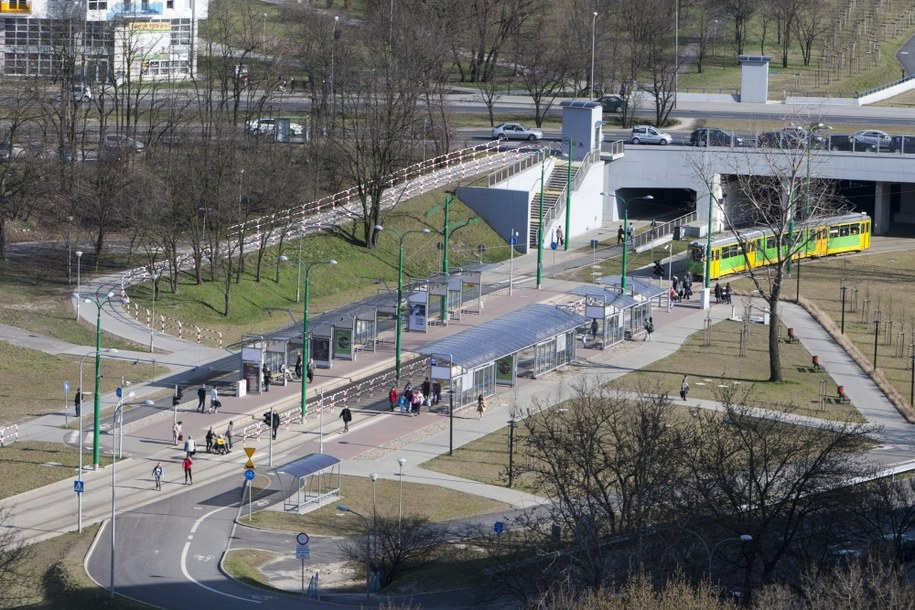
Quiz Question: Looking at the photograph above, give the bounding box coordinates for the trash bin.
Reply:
[673,226,682,241]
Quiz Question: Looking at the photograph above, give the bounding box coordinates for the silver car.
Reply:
[491,123,543,141]
[630,125,672,145]
[849,129,892,152]
[246,118,305,137]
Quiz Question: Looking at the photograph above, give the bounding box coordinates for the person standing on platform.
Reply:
[339,406,352,432]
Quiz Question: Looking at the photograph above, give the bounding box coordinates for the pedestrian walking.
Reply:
[422,377,431,401]
[617,225,624,244]
[398,394,408,415]
[411,391,422,416]
[225,420,234,451]
[262,365,271,392]
[290,77,297,93]
[205,427,214,453]
[644,317,654,341]
[294,352,303,379]
[388,385,398,411]
[680,375,690,401]
[672,275,680,291]
[74,387,81,417]
[152,462,164,490]
[627,225,633,240]
[184,435,196,458]
[556,226,564,246]
[182,455,193,485]
[307,357,315,383]
[209,386,218,413]
[173,420,182,446]
[725,283,733,304]
[590,319,599,339]
[432,380,442,406]
[477,394,486,419]
[196,384,206,412]
[714,282,722,304]
[339,406,352,432]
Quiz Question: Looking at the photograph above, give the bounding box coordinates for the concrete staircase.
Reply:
[528,161,578,247]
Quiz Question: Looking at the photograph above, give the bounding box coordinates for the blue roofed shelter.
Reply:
[274,453,342,514]
[419,304,590,407]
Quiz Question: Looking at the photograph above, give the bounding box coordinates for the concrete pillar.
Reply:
[874,181,891,235]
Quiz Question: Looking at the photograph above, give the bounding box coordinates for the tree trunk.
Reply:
[767,291,782,382]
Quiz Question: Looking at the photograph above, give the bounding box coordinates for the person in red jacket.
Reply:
[388,386,398,412]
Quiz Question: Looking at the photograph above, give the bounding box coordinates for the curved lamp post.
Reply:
[299,259,337,418]
[618,195,654,291]
[76,348,117,533]
[376,226,431,381]
[337,504,372,599]
[85,291,118,469]
[682,528,753,585]
[74,250,83,320]
[110,394,154,598]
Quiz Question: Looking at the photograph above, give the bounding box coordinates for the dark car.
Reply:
[757,127,825,149]
[891,135,915,154]
[596,94,627,114]
[690,128,743,147]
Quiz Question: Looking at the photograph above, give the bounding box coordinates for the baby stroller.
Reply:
[212,434,229,455]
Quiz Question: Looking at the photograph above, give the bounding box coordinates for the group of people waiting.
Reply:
[714,282,733,304]
[388,377,441,416]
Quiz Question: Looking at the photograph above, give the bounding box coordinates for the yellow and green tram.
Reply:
[686,212,871,281]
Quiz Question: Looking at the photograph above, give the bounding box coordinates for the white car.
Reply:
[491,123,543,141]
[246,118,305,137]
[630,125,672,145]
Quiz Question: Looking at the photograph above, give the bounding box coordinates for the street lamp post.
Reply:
[336,505,371,599]
[397,457,406,527]
[682,529,753,585]
[536,152,545,289]
[149,270,159,353]
[87,292,117,469]
[369,473,378,529]
[840,285,847,334]
[619,195,654,291]
[377,226,431,382]
[76,348,118,533]
[75,251,83,320]
[67,216,74,285]
[508,229,518,296]
[589,12,598,100]
[797,122,831,298]
[330,15,339,129]
[507,419,517,487]
[300,259,337,419]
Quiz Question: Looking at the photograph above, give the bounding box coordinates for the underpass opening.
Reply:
[614,188,696,224]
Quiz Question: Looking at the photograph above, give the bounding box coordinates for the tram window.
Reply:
[829,226,839,238]
[689,249,704,261]
[766,237,777,249]
[850,224,860,235]
[839,226,850,237]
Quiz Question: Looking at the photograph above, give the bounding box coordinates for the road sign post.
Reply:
[494,521,504,555]
[296,532,310,595]
[244,448,256,520]
[64,381,71,426]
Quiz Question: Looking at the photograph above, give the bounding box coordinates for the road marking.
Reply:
[180,506,260,603]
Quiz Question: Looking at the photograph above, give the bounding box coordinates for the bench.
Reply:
[838,385,850,404]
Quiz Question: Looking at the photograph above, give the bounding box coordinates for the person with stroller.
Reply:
[213,434,228,455]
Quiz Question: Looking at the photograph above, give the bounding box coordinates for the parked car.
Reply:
[103,134,144,153]
[848,129,892,152]
[757,127,825,149]
[491,122,543,141]
[246,118,305,137]
[596,94,627,114]
[891,135,915,153]
[689,128,743,147]
[56,85,92,105]
[630,125,672,145]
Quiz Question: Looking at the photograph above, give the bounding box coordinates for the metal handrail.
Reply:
[628,210,698,250]
[488,147,547,187]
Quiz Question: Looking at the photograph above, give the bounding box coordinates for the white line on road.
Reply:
[180,506,261,603]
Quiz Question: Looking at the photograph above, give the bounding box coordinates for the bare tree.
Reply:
[675,389,878,586]
[339,515,445,589]
[515,13,570,127]
[0,505,32,605]
[722,0,758,57]
[691,133,841,382]
[793,0,830,67]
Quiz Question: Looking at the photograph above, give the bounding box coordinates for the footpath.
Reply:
[0,223,908,565]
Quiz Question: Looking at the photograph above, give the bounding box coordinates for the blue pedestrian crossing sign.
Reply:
[116,386,123,398]
[73,480,84,494]
[244,469,256,481]
[64,381,70,393]
[494,521,504,535]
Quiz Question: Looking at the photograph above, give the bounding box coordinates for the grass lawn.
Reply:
[243,474,510,537]
[2,524,152,609]
[0,442,92,500]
